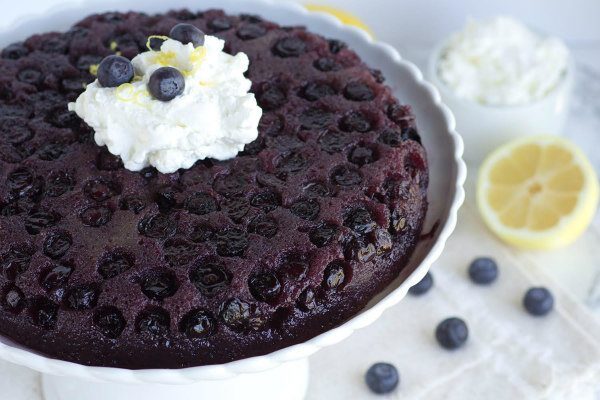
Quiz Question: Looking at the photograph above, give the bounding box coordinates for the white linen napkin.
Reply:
[307,197,600,399]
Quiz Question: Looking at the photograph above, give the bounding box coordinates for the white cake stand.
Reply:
[0,1,466,399]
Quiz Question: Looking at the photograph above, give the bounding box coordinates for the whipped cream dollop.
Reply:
[438,16,569,106]
[69,36,262,173]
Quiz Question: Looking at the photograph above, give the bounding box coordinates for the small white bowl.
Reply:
[428,37,574,165]
[0,1,466,399]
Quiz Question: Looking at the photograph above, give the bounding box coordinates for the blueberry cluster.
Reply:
[366,256,556,395]
[96,24,206,101]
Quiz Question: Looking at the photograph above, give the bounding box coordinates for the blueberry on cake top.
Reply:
[0,9,428,368]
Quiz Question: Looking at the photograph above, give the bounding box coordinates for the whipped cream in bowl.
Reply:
[69,34,262,173]
[428,16,574,164]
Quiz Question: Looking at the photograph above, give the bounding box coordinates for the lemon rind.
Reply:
[477,135,600,250]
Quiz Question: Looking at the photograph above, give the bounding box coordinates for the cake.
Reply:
[0,9,428,368]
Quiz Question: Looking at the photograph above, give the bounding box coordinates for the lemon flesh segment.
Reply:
[304,4,374,37]
[477,136,600,250]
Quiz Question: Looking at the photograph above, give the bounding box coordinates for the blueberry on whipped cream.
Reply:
[97,55,134,88]
[148,67,186,101]
[69,29,262,173]
[169,23,205,47]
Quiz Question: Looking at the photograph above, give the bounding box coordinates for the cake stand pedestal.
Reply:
[41,358,309,400]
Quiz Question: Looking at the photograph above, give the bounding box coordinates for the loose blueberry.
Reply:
[365,362,399,394]
[435,317,468,350]
[468,257,498,285]
[148,67,185,102]
[523,287,554,316]
[408,272,433,296]
[169,23,205,47]
[97,55,134,88]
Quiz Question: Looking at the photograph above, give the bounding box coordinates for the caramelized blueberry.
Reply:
[94,307,126,338]
[25,211,60,234]
[80,205,112,227]
[0,247,33,280]
[190,263,231,297]
[2,286,25,313]
[84,179,121,202]
[330,165,362,186]
[163,238,196,266]
[138,214,177,239]
[30,297,58,329]
[137,308,170,335]
[290,199,320,221]
[257,85,286,110]
[348,145,377,166]
[344,207,376,234]
[188,224,214,243]
[323,261,347,290]
[180,309,215,338]
[248,215,278,238]
[119,195,146,214]
[250,191,281,212]
[313,57,339,72]
[309,223,339,247]
[208,18,232,32]
[98,251,133,279]
[273,37,306,57]
[339,111,372,132]
[215,228,248,257]
[301,82,336,101]
[248,272,281,302]
[185,192,218,215]
[65,284,100,310]
[299,108,332,130]
[344,82,375,101]
[40,263,73,289]
[141,272,178,301]
[237,24,267,40]
[297,287,316,312]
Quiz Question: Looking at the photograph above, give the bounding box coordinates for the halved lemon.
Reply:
[305,4,374,37]
[477,135,599,250]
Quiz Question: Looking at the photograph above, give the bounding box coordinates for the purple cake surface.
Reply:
[0,9,428,368]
